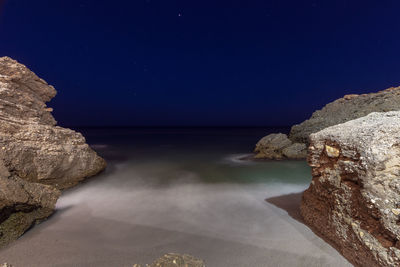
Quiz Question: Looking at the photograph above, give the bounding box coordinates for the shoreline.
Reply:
[0,176,351,267]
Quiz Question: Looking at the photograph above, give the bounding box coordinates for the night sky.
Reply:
[1,0,400,127]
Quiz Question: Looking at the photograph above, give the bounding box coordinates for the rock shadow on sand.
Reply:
[265,192,304,223]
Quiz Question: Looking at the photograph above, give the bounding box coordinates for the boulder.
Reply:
[301,111,400,267]
[133,253,206,267]
[254,133,291,159]
[282,142,307,159]
[0,56,106,247]
[254,133,307,159]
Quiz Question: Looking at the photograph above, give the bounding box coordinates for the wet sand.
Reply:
[0,165,351,267]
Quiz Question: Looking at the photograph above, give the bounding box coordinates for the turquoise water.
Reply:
[81,127,311,186]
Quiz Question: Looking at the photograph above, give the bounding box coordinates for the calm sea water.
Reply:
[77,127,311,186]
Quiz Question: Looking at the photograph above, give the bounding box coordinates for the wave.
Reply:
[221,153,257,165]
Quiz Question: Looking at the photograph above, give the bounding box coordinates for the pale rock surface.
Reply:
[255,86,400,159]
[0,56,106,189]
[290,86,400,144]
[301,111,400,267]
[0,56,106,247]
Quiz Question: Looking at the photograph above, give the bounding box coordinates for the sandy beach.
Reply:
[0,129,352,267]
[0,167,350,267]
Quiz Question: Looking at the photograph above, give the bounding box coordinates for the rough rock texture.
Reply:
[0,146,60,248]
[0,56,106,247]
[301,111,400,267]
[282,142,307,159]
[133,253,206,267]
[254,133,307,159]
[0,56,106,190]
[0,175,60,247]
[255,86,400,160]
[290,86,400,144]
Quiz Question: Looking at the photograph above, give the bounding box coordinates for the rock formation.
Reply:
[254,86,400,159]
[0,57,106,190]
[0,173,60,248]
[0,56,106,247]
[133,253,206,267]
[290,86,400,144]
[254,133,306,160]
[301,111,400,267]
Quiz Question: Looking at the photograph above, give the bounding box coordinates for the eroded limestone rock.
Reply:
[0,56,106,247]
[0,57,106,190]
[290,86,400,144]
[301,111,400,267]
[255,86,400,160]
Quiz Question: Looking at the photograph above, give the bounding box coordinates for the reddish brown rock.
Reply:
[301,111,400,267]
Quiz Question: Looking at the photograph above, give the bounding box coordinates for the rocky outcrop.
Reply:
[301,111,400,267]
[133,253,206,267]
[0,56,106,247]
[254,133,307,160]
[255,86,400,159]
[290,86,400,144]
[0,57,106,189]
[0,57,105,189]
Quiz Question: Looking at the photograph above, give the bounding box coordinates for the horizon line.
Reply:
[62,125,292,129]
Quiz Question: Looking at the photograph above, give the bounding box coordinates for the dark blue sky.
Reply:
[1,0,400,126]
